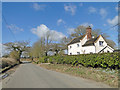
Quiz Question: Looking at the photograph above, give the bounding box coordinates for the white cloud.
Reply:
[79,3,83,7]
[57,19,65,26]
[7,24,24,33]
[0,43,8,57]
[99,8,107,18]
[64,4,77,15]
[31,24,66,41]
[115,6,118,11]
[88,7,97,13]
[103,24,107,26]
[107,15,118,26]
[67,23,93,34]
[67,28,75,34]
[81,23,94,28]
[88,7,108,19]
[33,3,46,11]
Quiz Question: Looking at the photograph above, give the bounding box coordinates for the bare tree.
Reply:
[44,31,52,56]
[4,41,29,63]
[31,31,54,57]
[68,25,116,48]
[60,37,70,49]
[105,39,116,48]
[30,38,45,58]
[69,26,109,39]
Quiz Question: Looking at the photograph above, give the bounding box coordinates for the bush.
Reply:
[0,58,18,69]
[47,53,119,69]
[39,57,45,63]
[9,51,19,60]
[38,56,49,63]
[1,60,9,68]
[2,54,9,58]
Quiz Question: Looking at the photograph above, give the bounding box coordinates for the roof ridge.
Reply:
[67,35,86,45]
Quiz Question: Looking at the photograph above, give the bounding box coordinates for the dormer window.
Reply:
[70,46,72,48]
[77,44,79,47]
[99,41,104,46]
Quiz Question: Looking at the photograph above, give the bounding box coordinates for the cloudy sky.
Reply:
[2,2,118,46]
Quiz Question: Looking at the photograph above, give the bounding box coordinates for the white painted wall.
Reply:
[68,44,95,55]
[81,35,87,45]
[94,35,107,53]
[68,42,81,55]
[68,35,114,55]
[82,46,95,54]
[100,46,114,53]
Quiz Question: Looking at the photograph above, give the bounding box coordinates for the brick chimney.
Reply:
[86,26,92,40]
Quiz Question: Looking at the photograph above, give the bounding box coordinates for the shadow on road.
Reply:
[21,61,32,64]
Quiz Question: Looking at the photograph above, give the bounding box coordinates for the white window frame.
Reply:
[77,44,79,47]
[99,41,104,46]
[77,52,80,55]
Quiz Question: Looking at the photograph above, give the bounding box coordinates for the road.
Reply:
[2,63,111,88]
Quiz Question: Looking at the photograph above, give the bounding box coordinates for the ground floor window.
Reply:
[90,52,93,54]
[70,53,72,55]
[77,52,80,55]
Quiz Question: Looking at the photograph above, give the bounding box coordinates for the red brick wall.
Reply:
[86,26,92,40]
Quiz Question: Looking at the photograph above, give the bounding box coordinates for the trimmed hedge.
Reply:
[43,52,120,69]
[38,56,49,63]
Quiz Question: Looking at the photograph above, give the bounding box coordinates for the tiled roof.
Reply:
[82,37,99,47]
[67,35,85,45]
[68,34,113,48]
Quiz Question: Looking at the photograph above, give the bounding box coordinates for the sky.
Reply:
[2,2,118,48]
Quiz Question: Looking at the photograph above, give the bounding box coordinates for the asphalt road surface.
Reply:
[2,63,111,88]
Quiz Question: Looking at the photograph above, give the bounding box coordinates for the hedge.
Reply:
[0,58,19,69]
[37,52,120,69]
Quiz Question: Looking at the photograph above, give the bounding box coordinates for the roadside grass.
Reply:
[39,64,118,87]
[0,58,19,73]
[0,58,18,68]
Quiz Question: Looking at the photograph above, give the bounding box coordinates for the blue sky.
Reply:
[2,2,118,47]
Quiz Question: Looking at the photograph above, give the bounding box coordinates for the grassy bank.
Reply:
[0,58,19,73]
[39,64,118,87]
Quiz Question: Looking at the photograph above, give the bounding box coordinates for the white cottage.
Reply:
[67,26,114,55]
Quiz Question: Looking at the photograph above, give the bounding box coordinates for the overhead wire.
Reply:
[2,14,17,41]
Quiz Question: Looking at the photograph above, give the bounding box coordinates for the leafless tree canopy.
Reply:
[65,25,116,48]
[4,41,30,63]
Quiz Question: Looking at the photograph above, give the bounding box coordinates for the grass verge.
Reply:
[39,64,118,88]
[0,58,19,74]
